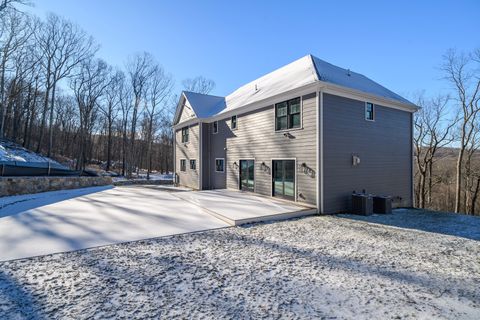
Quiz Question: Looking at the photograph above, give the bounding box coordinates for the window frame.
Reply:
[215,158,225,173]
[180,159,186,172]
[365,102,375,121]
[189,159,196,170]
[213,121,219,134]
[231,115,237,130]
[274,97,302,132]
[181,126,189,143]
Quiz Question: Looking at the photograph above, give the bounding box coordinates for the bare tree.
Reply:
[98,68,122,171]
[70,58,109,170]
[441,49,480,213]
[182,76,215,94]
[462,118,480,214]
[35,13,97,157]
[118,77,131,176]
[414,94,457,208]
[144,65,173,179]
[125,52,155,177]
[0,0,30,15]
[0,10,33,137]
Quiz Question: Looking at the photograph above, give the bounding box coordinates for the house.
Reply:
[172,55,418,213]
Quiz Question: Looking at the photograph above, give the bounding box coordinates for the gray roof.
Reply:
[176,55,415,123]
[311,56,413,105]
[182,91,225,118]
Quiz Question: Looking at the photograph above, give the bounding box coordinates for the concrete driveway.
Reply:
[0,185,229,261]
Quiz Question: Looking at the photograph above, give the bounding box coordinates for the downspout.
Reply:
[320,88,324,213]
[316,85,324,213]
[173,126,176,185]
[411,112,414,207]
[199,121,203,190]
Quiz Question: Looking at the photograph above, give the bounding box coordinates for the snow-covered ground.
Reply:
[0,186,228,261]
[112,172,173,182]
[0,140,61,165]
[0,211,478,319]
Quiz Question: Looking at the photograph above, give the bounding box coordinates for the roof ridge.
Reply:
[183,91,225,99]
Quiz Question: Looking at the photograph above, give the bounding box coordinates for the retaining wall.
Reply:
[0,176,113,197]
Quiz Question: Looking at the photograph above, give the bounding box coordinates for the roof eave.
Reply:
[320,81,419,112]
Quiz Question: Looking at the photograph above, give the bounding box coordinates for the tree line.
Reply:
[0,1,214,178]
[2,2,480,215]
[414,48,480,215]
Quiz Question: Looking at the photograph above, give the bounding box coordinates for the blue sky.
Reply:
[27,0,479,99]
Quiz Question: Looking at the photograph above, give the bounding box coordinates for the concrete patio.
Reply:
[0,185,315,261]
[173,189,317,226]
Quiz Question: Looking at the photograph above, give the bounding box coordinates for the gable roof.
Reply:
[310,56,413,105]
[174,91,225,124]
[174,54,417,125]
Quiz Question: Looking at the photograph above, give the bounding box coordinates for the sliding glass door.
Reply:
[240,160,254,192]
[272,160,295,201]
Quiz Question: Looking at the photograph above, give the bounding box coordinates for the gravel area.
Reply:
[0,212,479,319]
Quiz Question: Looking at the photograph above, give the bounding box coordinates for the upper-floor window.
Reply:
[215,158,224,172]
[181,127,189,143]
[231,115,237,130]
[190,159,196,170]
[365,102,375,121]
[213,121,218,134]
[180,159,186,171]
[275,97,301,131]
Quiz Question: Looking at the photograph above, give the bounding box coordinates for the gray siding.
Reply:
[178,103,196,124]
[224,93,318,206]
[202,120,231,189]
[201,123,210,190]
[323,93,413,213]
[175,123,200,189]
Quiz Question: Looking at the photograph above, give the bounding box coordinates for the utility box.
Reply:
[351,193,373,215]
[373,196,392,214]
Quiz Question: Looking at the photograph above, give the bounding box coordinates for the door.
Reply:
[272,160,295,201]
[240,160,255,192]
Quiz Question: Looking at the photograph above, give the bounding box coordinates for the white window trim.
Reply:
[213,120,219,134]
[181,126,190,144]
[274,96,303,133]
[270,158,297,202]
[365,102,375,122]
[180,158,187,172]
[215,158,225,173]
[231,115,237,130]
[237,158,255,192]
[190,159,196,170]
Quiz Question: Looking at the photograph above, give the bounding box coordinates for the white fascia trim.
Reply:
[173,92,199,126]
[173,119,204,130]
[173,80,418,128]
[321,82,419,113]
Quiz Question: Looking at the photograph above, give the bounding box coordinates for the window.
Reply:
[215,158,224,172]
[231,115,237,130]
[181,127,189,143]
[180,159,186,172]
[190,159,196,170]
[275,97,301,131]
[365,102,375,121]
[213,121,218,134]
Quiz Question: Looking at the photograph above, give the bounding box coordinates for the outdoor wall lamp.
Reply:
[233,161,238,169]
[260,162,267,170]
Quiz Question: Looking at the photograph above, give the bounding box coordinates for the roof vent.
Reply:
[347,69,351,77]
[255,84,258,91]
